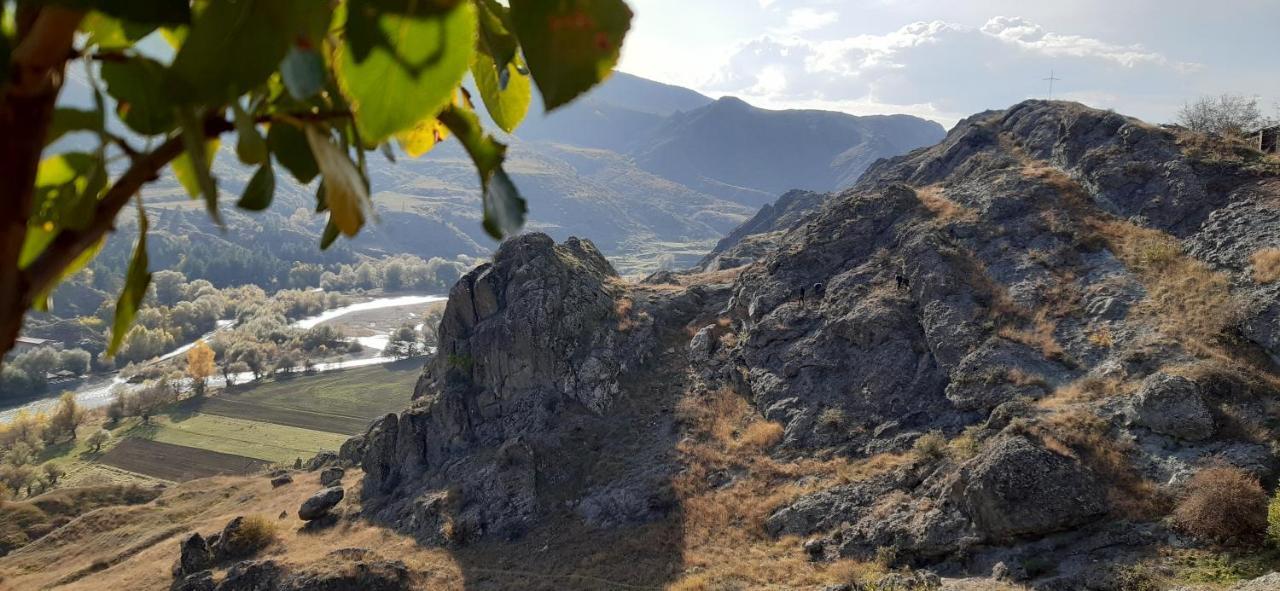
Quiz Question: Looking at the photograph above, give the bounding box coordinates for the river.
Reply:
[0,293,447,422]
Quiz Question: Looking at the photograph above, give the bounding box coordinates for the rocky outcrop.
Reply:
[1130,373,1215,440]
[698,189,827,271]
[953,436,1107,538]
[356,233,664,544]
[298,487,344,521]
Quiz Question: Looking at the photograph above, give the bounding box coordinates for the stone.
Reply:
[171,571,215,591]
[1232,573,1280,591]
[299,487,344,521]
[173,533,213,578]
[1131,373,1215,441]
[955,436,1107,538]
[319,467,344,488]
[278,549,413,591]
[305,451,339,471]
[270,474,292,488]
[214,560,281,591]
[213,517,259,560]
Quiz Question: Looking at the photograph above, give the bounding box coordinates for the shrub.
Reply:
[1173,466,1267,544]
[1251,248,1280,284]
[912,431,947,461]
[947,427,983,461]
[817,408,846,431]
[227,515,277,555]
[1268,487,1280,547]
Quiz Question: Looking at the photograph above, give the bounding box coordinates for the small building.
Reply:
[12,336,53,354]
[1250,125,1279,154]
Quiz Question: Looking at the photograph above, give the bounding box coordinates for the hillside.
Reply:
[12,101,1280,590]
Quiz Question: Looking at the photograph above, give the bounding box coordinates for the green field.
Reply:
[209,361,419,425]
[128,413,349,465]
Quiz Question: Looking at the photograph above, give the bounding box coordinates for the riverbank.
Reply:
[0,292,445,422]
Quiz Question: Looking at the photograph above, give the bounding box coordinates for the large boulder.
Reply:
[172,533,213,579]
[319,467,344,488]
[954,436,1108,538]
[298,487,344,521]
[1130,373,1215,441]
[279,548,412,591]
[215,560,282,591]
[358,234,660,544]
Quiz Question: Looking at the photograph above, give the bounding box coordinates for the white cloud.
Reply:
[702,16,1203,126]
[780,7,838,33]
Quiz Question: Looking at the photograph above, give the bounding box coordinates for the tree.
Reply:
[86,428,110,453]
[0,465,33,498]
[0,1,634,358]
[58,349,91,376]
[41,462,65,487]
[48,392,84,441]
[1177,94,1275,137]
[186,340,216,396]
[385,323,421,359]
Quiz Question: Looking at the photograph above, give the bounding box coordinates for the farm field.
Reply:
[127,413,349,465]
[98,439,271,482]
[202,362,419,432]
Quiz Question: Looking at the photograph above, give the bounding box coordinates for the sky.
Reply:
[617,0,1279,128]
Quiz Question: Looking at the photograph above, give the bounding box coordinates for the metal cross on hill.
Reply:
[1044,70,1061,99]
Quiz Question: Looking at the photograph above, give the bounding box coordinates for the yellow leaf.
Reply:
[304,125,371,237]
[396,117,450,158]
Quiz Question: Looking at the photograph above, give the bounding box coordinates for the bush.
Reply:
[817,408,845,431]
[1268,487,1280,547]
[1173,466,1267,544]
[912,430,947,461]
[227,515,277,555]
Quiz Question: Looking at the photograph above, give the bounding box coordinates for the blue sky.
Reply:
[617,0,1279,127]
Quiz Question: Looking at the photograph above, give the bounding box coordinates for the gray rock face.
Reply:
[356,234,662,544]
[215,560,281,591]
[1131,373,1215,441]
[319,467,344,488]
[1232,573,1280,591]
[954,436,1107,538]
[214,517,257,560]
[171,571,215,591]
[298,487,344,521]
[173,533,213,578]
[278,549,412,591]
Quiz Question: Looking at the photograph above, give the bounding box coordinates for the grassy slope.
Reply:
[125,414,349,465]
[215,362,418,421]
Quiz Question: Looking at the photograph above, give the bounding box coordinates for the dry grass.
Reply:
[1021,405,1169,521]
[911,431,947,461]
[915,184,976,223]
[1173,465,1267,545]
[1088,325,1115,348]
[1250,248,1280,284]
[667,388,909,588]
[998,321,1064,360]
[614,297,636,331]
[1090,219,1241,345]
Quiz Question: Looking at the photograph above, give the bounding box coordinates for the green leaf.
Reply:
[175,107,221,223]
[267,122,319,184]
[437,103,525,238]
[472,53,530,133]
[0,14,10,89]
[81,12,157,48]
[100,56,174,135]
[25,152,103,267]
[46,108,104,147]
[281,46,327,101]
[232,102,267,165]
[38,0,190,25]
[238,162,275,210]
[108,205,151,356]
[508,0,632,111]
[338,1,477,143]
[305,124,372,237]
[396,115,448,158]
[474,0,517,73]
[166,0,302,104]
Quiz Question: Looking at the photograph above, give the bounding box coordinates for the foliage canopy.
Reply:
[0,0,634,357]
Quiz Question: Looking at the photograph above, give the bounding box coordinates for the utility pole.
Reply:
[1043,69,1061,99]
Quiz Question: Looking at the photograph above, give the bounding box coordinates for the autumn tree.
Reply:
[0,0,633,359]
[185,339,216,395]
[86,428,110,453]
[48,391,84,440]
